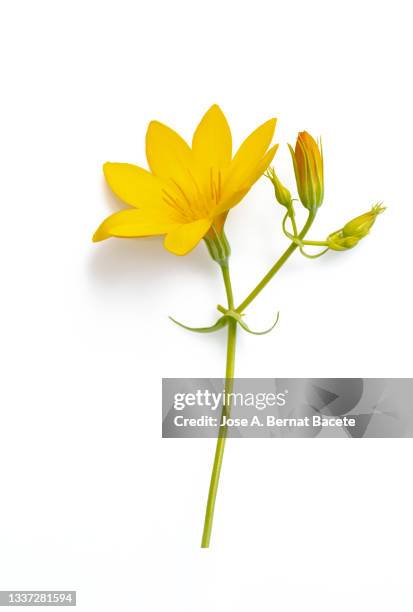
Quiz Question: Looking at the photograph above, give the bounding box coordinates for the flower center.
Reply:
[162,168,222,222]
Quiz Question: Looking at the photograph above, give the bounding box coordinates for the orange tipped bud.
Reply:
[288,131,324,211]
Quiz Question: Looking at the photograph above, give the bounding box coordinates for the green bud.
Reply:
[327,204,385,251]
[342,203,385,238]
[327,231,361,251]
[265,167,293,209]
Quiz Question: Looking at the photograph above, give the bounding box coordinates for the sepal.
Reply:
[169,315,228,333]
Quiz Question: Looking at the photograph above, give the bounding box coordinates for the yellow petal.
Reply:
[192,104,232,172]
[103,163,165,208]
[214,144,278,215]
[92,209,178,242]
[245,144,278,188]
[222,118,277,198]
[146,120,199,207]
[164,218,212,256]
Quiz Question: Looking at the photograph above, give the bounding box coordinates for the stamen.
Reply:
[209,167,222,209]
[162,189,188,218]
[170,179,195,216]
[209,168,215,200]
[187,168,210,217]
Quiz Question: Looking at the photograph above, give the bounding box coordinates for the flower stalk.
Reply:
[201,258,236,548]
[201,314,237,547]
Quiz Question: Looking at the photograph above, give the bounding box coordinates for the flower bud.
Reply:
[342,203,385,238]
[288,131,324,211]
[327,204,385,251]
[265,167,292,209]
[327,231,361,251]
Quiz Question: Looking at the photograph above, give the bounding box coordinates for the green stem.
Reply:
[290,214,299,237]
[236,212,315,313]
[201,212,315,546]
[301,239,328,247]
[201,263,237,548]
[221,263,234,309]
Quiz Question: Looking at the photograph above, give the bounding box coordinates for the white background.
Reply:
[1,0,412,610]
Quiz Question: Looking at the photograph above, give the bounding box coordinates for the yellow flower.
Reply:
[288,131,324,211]
[93,105,278,255]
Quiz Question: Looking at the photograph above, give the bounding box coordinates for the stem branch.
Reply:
[236,212,315,313]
